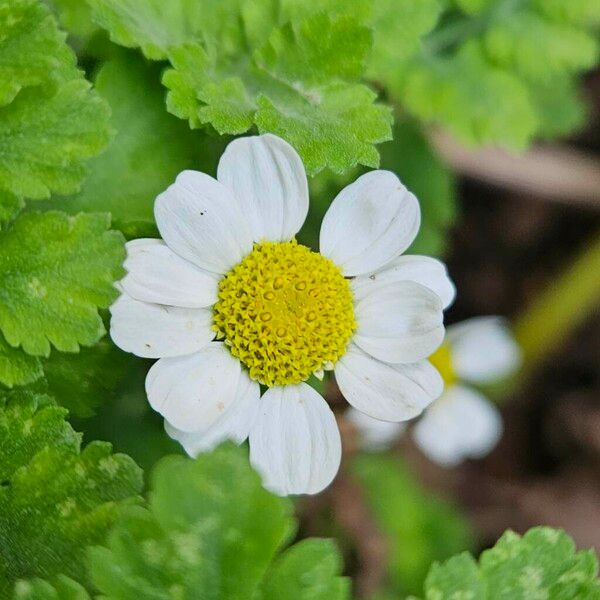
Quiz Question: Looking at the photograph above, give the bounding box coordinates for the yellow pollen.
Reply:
[213,240,356,386]
[429,343,456,386]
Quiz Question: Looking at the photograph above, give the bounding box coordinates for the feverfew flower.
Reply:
[348,317,521,466]
[110,134,454,495]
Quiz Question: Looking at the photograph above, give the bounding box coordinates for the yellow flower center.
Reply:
[429,342,456,386]
[213,240,356,386]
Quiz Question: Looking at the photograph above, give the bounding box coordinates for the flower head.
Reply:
[110,134,453,495]
[349,316,522,466]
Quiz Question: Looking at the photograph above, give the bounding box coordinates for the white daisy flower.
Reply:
[110,134,453,495]
[348,317,521,467]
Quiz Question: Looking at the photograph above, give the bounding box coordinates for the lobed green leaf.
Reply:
[13,576,91,600]
[40,52,197,234]
[0,334,43,389]
[0,0,78,107]
[0,211,125,357]
[0,81,112,201]
[0,390,142,595]
[421,527,600,599]
[89,444,349,599]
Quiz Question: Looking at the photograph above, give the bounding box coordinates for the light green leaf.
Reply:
[352,453,473,596]
[483,11,598,84]
[88,0,203,60]
[253,15,392,174]
[13,575,91,600]
[256,539,350,600]
[0,211,125,357]
[89,1,391,174]
[44,0,99,39]
[424,553,484,598]
[0,390,142,595]
[402,43,538,149]
[421,527,600,599]
[0,80,112,200]
[532,0,600,27]
[529,78,587,139]
[373,0,599,147]
[0,0,78,107]
[0,190,24,230]
[41,52,197,233]
[480,528,600,599]
[367,0,443,87]
[88,0,270,61]
[164,13,392,174]
[0,333,43,389]
[89,444,350,599]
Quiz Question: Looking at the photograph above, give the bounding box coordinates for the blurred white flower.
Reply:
[349,317,521,466]
[110,133,453,495]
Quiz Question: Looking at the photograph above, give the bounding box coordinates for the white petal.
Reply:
[110,294,213,358]
[249,384,341,496]
[319,170,420,276]
[353,281,445,363]
[447,317,521,383]
[413,385,502,467]
[155,170,253,274]
[217,134,309,242]
[164,374,260,456]
[346,407,406,451]
[145,343,244,432]
[335,344,443,421]
[120,239,219,308]
[352,255,456,309]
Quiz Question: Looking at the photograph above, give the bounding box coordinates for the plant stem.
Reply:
[514,231,600,375]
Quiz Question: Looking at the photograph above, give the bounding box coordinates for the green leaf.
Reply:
[482,11,598,84]
[0,80,112,201]
[89,1,391,173]
[480,528,600,599]
[371,0,600,147]
[529,77,587,139]
[0,389,142,594]
[88,0,207,60]
[367,0,443,86]
[0,211,125,357]
[422,527,600,599]
[424,552,484,598]
[256,539,350,600]
[402,43,538,149]
[40,52,197,233]
[0,190,24,230]
[13,575,91,600]
[0,333,43,389]
[44,0,99,40]
[253,15,392,174]
[532,0,600,27]
[0,0,78,107]
[164,13,392,174]
[89,444,349,599]
[352,453,473,596]
[379,120,457,257]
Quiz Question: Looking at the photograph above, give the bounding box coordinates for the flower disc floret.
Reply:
[213,241,356,386]
[428,343,456,386]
